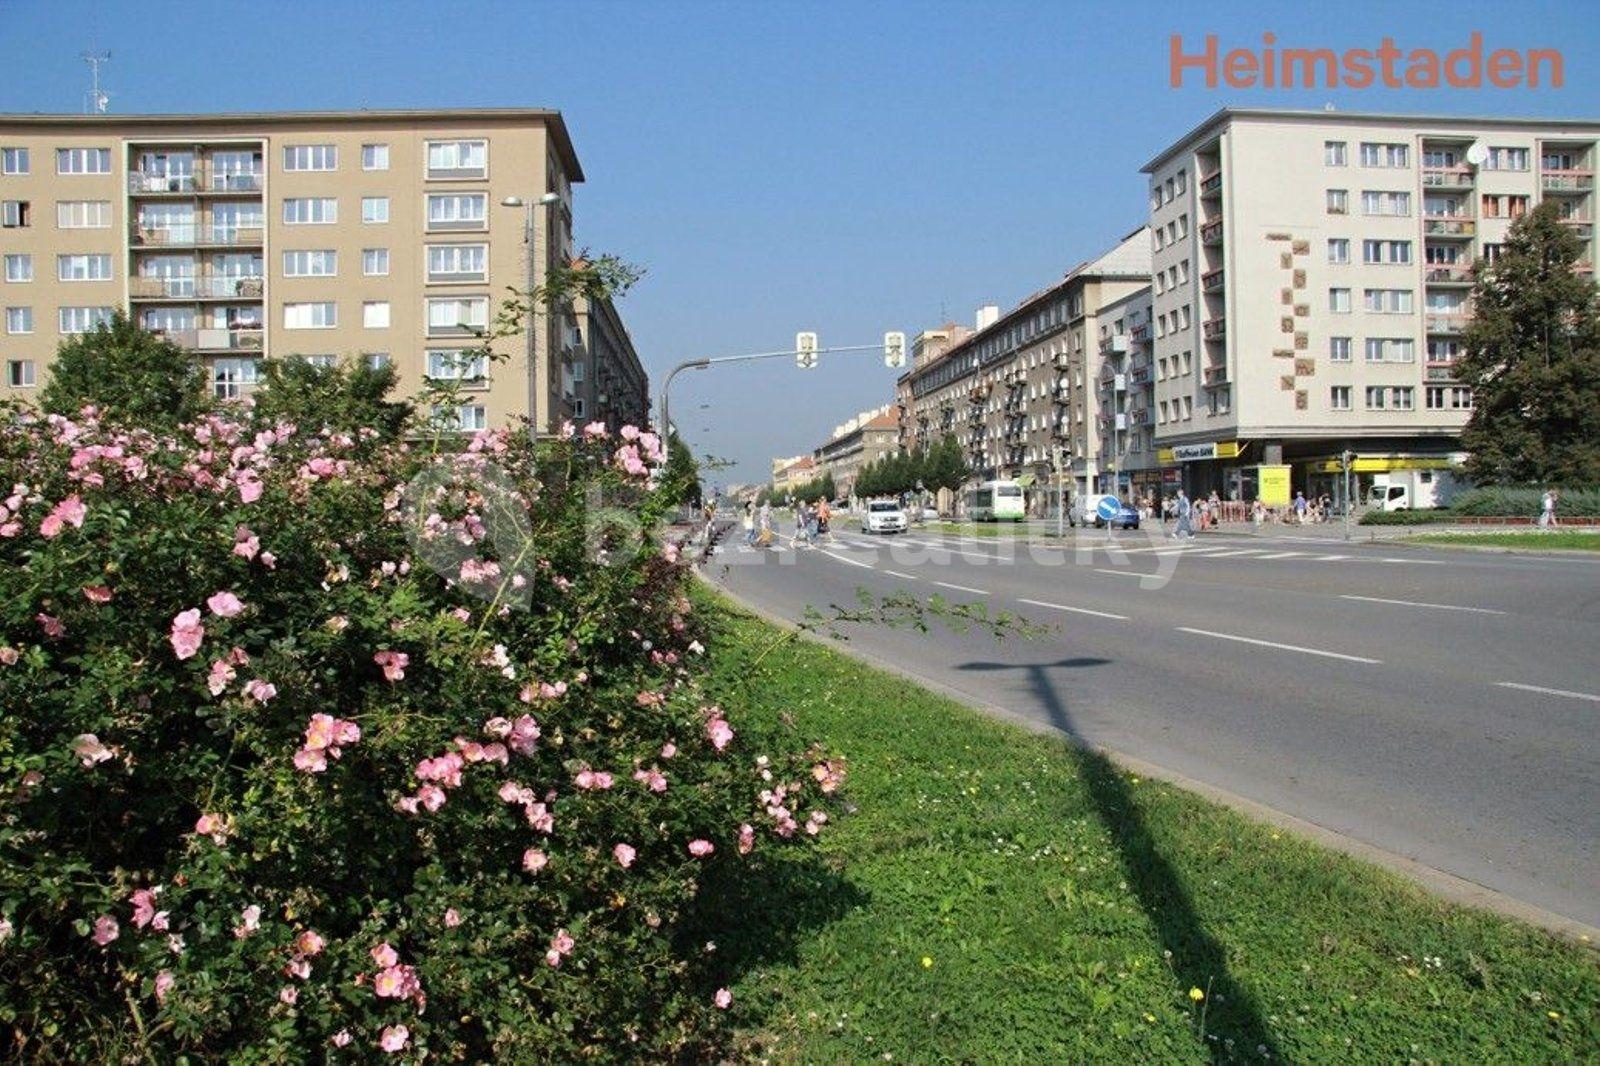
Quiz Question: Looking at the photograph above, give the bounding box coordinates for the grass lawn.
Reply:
[1411,531,1600,552]
[694,590,1599,1063]
[922,520,1041,537]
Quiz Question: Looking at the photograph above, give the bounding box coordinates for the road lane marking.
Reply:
[1200,549,1266,557]
[883,569,919,581]
[1093,568,1151,579]
[1017,598,1129,621]
[1495,681,1600,704]
[933,580,989,595]
[819,549,873,569]
[1313,554,1350,561]
[1255,551,1306,559]
[1174,626,1382,664]
[1381,557,1447,565]
[1340,594,1506,615]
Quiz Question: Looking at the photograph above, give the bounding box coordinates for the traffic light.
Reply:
[884,331,906,368]
[795,331,819,369]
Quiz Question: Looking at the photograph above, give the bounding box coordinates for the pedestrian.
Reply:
[806,501,821,544]
[1173,489,1194,538]
[817,498,832,541]
[1293,490,1309,525]
[1539,488,1559,528]
[1251,498,1265,531]
[758,500,774,548]
[742,500,756,546]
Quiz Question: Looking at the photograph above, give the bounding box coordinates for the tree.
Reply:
[40,310,211,428]
[923,434,971,495]
[251,356,412,442]
[1458,201,1600,485]
[662,431,703,508]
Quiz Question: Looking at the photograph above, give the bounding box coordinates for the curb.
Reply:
[698,573,1600,950]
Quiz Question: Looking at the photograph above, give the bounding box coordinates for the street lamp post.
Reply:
[656,340,892,437]
[501,193,562,429]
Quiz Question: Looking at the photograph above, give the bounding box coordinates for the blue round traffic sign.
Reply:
[1096,496,1120,521]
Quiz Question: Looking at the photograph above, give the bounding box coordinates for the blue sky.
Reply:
[3,0,1598,485]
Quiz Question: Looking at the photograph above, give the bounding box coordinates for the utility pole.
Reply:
[1341,447,1354,542]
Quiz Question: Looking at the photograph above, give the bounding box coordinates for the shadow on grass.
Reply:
[960,656,1282,1060]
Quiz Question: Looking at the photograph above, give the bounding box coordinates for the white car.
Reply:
[861,499,907,534]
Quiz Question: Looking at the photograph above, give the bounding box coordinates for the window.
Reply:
[1428,338,1462,363]
[1484,146,1529,171]
[1164,178,1174,203]
[426,349,488,381]
[56,148,112,175]
[1365,338,1415,363]
[283,198,337,224]
[1365,386,1387,410]
[283,145,337,171]
[58,306,112,334]
[5,359,34,388]
[1363,288,1414,314]
[361,144,390,171]
[2,200,31,227]
[56,199,112,228]
[1327,238,1350,264]
[1426,386,1474,410]
[1328,288,1351,313]
[1361,190,1412,216]
[301,355,338,369]
[426,139,487,177]
[5,307,33,334]
[1359,142,1409,168]
[425,193,487,230]
[1324,141,1347,166]
[213,357,260,400]
[362,248,390,276]
[427,243,487,282]
[1,147,28,175]
[365,352,391,371]
[283,302,337,329]
[431,403,488,431]
[361,196,389,224]
[1177,213,1189,239]
[1326,189,1348,214]
[427,296,489,335]
[57,254,113,282]
[4,254,32,282]
[1363,239,1412,265]
[363,301,391,328]
[1481,194,1530,219]
[282,250,338,277]
[1330,385,1351,410]
[1392,386,1414,410]
[1329,336,1352,361]
[1176,169,1187,194]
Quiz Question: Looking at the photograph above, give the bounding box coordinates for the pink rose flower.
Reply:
[715,988,733,1009]
[39,495,87,538]
[73,733,113,767]
[373,649,409,682]
[292,747,327,773]
[233,904,262,939]
[371,942,399,969]
[380,1025,409,1053]
[83,585,113,604]
[332,1030,352,1047]
[738,823,756,855]
[91,915,119,945]
[294,929,325,956]
[169,609,205,660]
[154,970,176,1002]
[242,679,277,704]
[206,591,245,618]
[522,848,548,873]
[612,843,636,869]
[194,812,228,844]
[444,908,462,928]
[278,986,298,1005]
[706,717,734,752]
[688,839,714,858]
[130,888,158,929]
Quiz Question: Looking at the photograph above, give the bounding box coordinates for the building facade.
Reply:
[813,404,897,500]
[769,454,815,496]
[1093,285,1159,499]
[0,108,644,434]
[574,292,648,430]
[1143,107,1598,504]
[900,229,1150,509]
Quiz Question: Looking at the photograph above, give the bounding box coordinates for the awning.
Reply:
[1309,455,1460,474]
[1014,473,1036,488]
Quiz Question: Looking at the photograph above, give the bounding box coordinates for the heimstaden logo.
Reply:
[1170,32,1564,90]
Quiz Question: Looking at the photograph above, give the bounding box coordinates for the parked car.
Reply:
[1099,501,1140,530]
[860,499,907,534]
[1071,494,1139,529]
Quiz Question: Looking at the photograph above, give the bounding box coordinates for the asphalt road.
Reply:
[705,518,1600,929]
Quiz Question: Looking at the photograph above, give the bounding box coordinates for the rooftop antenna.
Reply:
[82,50,111,114]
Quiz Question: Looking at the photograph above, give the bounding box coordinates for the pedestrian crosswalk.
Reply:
[814,533,1445,568]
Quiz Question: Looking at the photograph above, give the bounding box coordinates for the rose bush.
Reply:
[0,403,841,1061]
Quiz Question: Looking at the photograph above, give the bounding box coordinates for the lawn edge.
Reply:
[697,572,1600,950]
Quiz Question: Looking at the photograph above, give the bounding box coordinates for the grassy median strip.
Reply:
[1410,531,1600,552]
[695,589,1599,1063]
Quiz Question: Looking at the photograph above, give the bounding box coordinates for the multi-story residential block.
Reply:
[1143,107,1597,504]
[573,292,648,430]
[0,108,643,434]
[812,404,897,500]
[1093,285,1159,500]
[899,229,1150,510]
[896,320,975,451]
[769,454,816,496]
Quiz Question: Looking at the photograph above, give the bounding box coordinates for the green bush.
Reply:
[1450,486,1600,517]
[0,405,840,1061]
[1358,509,1458,526]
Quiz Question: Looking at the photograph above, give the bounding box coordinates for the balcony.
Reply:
[1199,219,1224,246]
[150,326,264,352]
[1425,359,1459,382]
[1421,167,1475,190]
[1202,317,1227,340]
[1126,407,1152,426]
[1099,333,1129,355]
[131,225,265,248]
[1201,267,1225,293]
[128,167,264,195]
[1202,364,1229,387]
[1425,313,1469,334]
[1422,218,1476,238]
[1423,265,1473,286]
[1541,169,1594,193]
[130,276,265,300]
[1129,323,1149,342]
[1198,171,1222,198]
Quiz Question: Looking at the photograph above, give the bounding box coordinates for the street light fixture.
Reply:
[500,193,565,430]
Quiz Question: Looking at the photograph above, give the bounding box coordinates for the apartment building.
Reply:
[813,404,897,500]
[769,454,816,495]
[1143,107,1598,503]
[0,108,641,434]
[1093,285,1159,499]
[896,318,978,451]
[899,228,1150,509]
[573,292,648,430]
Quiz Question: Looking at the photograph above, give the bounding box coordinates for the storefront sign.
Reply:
[1256,464,1291,506]
[1158,441,1242,463]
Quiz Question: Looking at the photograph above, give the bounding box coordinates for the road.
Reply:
[704,519,1600,930]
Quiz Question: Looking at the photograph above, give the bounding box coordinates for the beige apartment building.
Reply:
[1093,285,1159,500]
[899,228,1150,510]
[1143,107,1598,503]
[769,454,816,496]
[812,404,897,500]
[0,108,642,433]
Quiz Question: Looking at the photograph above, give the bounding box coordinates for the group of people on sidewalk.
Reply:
[739,499,834,549]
